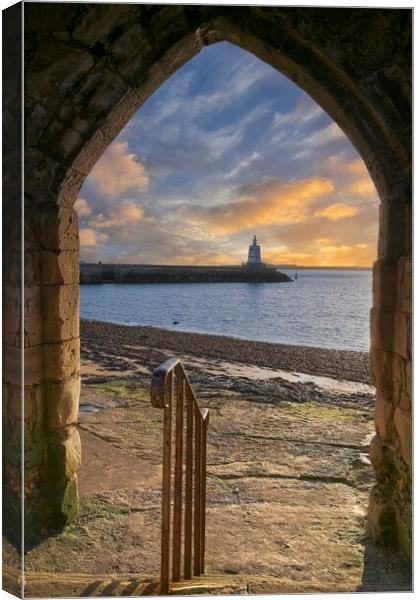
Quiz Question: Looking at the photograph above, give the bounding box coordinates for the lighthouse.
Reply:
[246,235,263,268]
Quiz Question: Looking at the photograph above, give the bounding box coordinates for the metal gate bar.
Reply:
[151,358,209,594]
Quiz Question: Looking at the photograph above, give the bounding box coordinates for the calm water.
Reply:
[80,269,372,352]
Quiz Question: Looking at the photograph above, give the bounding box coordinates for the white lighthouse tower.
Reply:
[246,235,263,268]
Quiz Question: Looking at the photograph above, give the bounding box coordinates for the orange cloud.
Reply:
[346,178,376,197]
[314,203,359,221]
[314,237,332,245]
[264,242,374,267]
[346,159,367,176]
[91,201,144,229]
[324,156,377,198]
[263,250,316,263]
[314,242,374,266]
[79,229,109,247]
[185,177,334,234]
[74,198,92,216]
[170,253,236,266]
[89,141,149,198]
[320,244,352,254]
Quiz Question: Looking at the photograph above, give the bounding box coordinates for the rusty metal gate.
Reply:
[151,358,209,594]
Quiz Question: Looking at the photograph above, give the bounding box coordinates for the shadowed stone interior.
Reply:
[3,5,411,556]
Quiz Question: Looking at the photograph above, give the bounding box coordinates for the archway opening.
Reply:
[30,40,384,588]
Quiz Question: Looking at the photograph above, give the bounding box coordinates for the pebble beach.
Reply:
[80,319,371,384]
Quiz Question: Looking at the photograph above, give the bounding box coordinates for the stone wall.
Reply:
[3,3,23,560]
[369,256,412,555]
[19,4,411,554]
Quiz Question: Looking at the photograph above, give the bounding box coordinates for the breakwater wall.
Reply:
[80,263,292,284]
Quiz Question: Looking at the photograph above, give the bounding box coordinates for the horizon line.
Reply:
[79,261,372,270]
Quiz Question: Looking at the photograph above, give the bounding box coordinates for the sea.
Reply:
[80,269,372,353]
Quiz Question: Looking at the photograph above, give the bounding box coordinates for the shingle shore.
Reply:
[81,319,371,384]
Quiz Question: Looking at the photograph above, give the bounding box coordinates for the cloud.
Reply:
[315,237,332,245]
[74,198,91,216]
[320,244,352,254]
[79,229,109,247]
[170,252,236,266]
[88,142,149,198]
[302,123,347,148]
[273,95,323,128]
[314,203,359,221]
[263,242,375,267]
[78,42,379,268]
[91,201,144,229]
[323,156,377,199]
[263,250,316,263]
[346,178,376,197]
[144,48,273,127]
[224,152,261,180]
[183,177,334,235]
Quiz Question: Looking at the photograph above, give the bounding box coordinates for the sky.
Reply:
[76,41,379,267]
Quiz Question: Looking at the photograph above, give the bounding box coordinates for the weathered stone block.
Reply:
[374,391,394,441]
[98,89,140,141]
[397,257,412,314]
[3,381,22,426]
[399,390,411,413]
[47,427,81,480]
[44,374,80,430]
[4,344,41,387]
[406,313,412,360]
[43,338,80,382]
[29,103,50,140]
[371,307,409,360]
[111,24,153,85]
[84,68,128,120]
[72,5,134,46]
[29,41,94,112]
[378,200,408,259]
[24,285,44,347]
[24,151,64,205]
[41,251,79,285]
[394,407,411,472]
[396,506,412,559]
[3,286,21,346]
[24,345,44,386]
[372,259,398,311]
[370,346,394,393]
[58,126,85,161]
[369,434,397,485]
[25,248,42,287]
[3,250,22,288]
[41,284,79,343]
[38,205,78,251]
[70,129,111,176]
[404,359,412,396]
[368,483,397,546]
[57,168,86,208]
[24,387,47,478]
[150,6,190,50]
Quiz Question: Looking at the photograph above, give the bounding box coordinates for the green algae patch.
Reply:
[282,401,364,422]
[88,379,150,402]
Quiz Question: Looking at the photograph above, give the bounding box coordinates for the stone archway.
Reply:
[5,5,411,554]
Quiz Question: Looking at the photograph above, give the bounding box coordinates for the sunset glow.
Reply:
[77,42,378,268]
